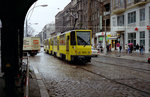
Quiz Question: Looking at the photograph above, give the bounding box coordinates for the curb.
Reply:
[99,54,148,63]
[32,66,49,97]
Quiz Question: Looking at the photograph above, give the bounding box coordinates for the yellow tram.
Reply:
[44,30,92,63]
[43,39,49,53]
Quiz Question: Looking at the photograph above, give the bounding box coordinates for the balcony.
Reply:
[134,0,147,6]
[113,26,125,32]
[112,6,126,15]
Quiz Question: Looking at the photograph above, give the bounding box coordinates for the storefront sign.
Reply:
[99,37,103,41]
[107,35,111,37]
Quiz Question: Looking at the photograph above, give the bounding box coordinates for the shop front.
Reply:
[96,32,113,50]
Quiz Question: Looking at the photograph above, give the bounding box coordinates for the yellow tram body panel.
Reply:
[48,38,53,54]
[43,39,49,53]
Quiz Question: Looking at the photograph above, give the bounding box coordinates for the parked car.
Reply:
[91,47,99,57]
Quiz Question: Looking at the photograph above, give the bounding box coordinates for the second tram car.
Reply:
[44,30,92,63]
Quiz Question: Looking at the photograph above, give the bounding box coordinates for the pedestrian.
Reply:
[128,45,130,54]
[130,45,133,53]
[109,44,111,52]
[125,44,128,54]
[100,46,103,53]
[119,45,122,53]
[136,43,139,53]
[107,44,109,52]
[140,45,144,55]
[116,42,120,52]
[97,42,101,52]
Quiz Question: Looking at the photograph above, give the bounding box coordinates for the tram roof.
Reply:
[49,29,91,38]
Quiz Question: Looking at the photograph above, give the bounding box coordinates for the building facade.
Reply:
[111,0,150,53]
[55,0,111,48]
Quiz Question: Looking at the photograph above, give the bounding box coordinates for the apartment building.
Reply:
[111,0,150,53]
[55,1,77,33]
[55,0,111,47]
[94,0,111,48]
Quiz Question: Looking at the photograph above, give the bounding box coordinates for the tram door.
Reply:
[57,39,59,51]
[66,35,70,60]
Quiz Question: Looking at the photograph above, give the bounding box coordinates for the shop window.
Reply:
[128,33,136,46]
[140,31,145,47]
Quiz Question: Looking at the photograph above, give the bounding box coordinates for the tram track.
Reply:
[92,59,150,74]
[78,66,150,96]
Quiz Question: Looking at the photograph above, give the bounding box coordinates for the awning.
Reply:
[108,37,117,40]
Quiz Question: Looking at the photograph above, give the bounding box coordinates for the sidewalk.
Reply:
[99,50,149,63]
[0,66,41,97]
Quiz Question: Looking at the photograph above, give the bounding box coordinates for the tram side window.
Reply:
[60,34,65,45]
[54,37,57,45]
[71,31,76,45]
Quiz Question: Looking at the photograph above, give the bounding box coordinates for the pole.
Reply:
[104,19,107,54]
[99,0,107,55]
[25,4,48,37]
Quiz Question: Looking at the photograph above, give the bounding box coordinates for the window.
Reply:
[114,0,118,8]
[140,8,145,21]
[60,34,65,45]
[70,31,76,45]
[128,0,132,3]
[117,15,124,26]
[77,31,91,45]
[112,17,116,26]
[128,33,136,46]
[140,31,145,46]
[120,0,124,7]
[54,37,57,45]
[128,11,136,24]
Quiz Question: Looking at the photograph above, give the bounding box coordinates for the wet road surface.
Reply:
[29,50,150,97]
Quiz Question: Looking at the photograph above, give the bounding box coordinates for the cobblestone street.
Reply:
[28,50,150,97]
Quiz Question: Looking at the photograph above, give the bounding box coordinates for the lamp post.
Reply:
[25,4,48,37]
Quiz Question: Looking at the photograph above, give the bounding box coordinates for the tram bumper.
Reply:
[71,55,91,62]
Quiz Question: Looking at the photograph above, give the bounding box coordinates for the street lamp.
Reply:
[25,4,48,37]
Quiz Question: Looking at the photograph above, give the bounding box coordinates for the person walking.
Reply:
[116,42,120,52]
[119,45,122,53]
[125,44,128,54]
[140,45,144,55]
[100,46,103,53]
[107,44,109,52]
[136,43,139,53]
[128,45,130,54]
[130,45,133,53]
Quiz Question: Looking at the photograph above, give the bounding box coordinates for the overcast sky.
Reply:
[27,0,71,35]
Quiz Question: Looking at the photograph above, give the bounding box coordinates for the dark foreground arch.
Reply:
[0,0,36,96]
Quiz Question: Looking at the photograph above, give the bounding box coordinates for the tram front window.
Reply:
[76,31,91,45]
